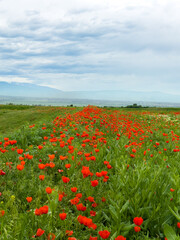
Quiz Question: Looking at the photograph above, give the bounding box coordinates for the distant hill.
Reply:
[0,81,180,103]
[0,82,64,98]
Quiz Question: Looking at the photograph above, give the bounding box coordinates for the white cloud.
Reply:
[0,0,180,96]
[0,77,32,83]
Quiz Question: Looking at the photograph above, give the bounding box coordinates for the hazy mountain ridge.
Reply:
[0,81,180,103]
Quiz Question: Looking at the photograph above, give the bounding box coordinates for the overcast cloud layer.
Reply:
[0,0,180,95]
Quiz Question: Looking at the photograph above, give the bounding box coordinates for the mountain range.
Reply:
[0,81,180,104]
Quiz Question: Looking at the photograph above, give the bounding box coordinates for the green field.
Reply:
[0,105,78,135]
[0,105,180,240]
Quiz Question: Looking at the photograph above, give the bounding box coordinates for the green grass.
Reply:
[0,105,79,136]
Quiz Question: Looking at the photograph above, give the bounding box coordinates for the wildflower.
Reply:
[98,230,111,239]
[70,197,80,205]
[86,196,94,202]
[47,233,56,240]
[60,155,68,160]
[76,193,82,198]
[0,170,6,175]
[170,188,175,192]
[17,165,24,171]
[17,149,23,154]
[46,187,52,194]
[92,202,97,208]
[62,176,70,183]
[38,164,46,170]
[71,187,78,192]
[0,210,5,217]
[32,228,45,238]
[39,175,45,180]
[59,212,67,220]
[81,166,93,178]
[115,236,126,240]
[134,226,141,232]
[76,203,86,211]
[177,222,180,228]
[96,172,102,177]
[49,162,55,168]
[26,197,32,203]
[41,205,49,214]
[66,230,73,236]
[58,194,63,202]
[90,210,96,216]
[35,208,41,216]
[107,164,112,169]
[11,195,15,201]
[89,236,98,240]
[65,164,71,169]
[133,217,143,226]
[21,161,25,166]
[91,180,98,187]
[101,171,108,176]
[48,154,55,160]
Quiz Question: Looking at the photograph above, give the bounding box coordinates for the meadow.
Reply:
[0,105,180,240]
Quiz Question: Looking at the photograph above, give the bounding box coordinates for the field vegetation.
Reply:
[0,105,180,240]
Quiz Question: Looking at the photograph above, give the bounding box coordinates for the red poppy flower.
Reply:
[98,230,110,239]
[62,176,70,183]
[32,228,45,238]
[115,236,126,240]
[17,165,24,171]
[134,226,141,232]
[59,212,67,220]
[90,211,96,216]
[91,180,98,187]
[89,236,98,240]
[47,233,56,240]
[70,197,80,205]
[76,203,86,211]
[76,193,82,198]
[39,175,45,180]
[17,149,23,154]
[0,170,6,175]
[71,187,78,192]
[66,230,73,236]
[133,217,143,226]
[46,187,52,194]
[0,210,5,217]
[26,197,32,203]
[65,164,71,169]
[38,164,46,170]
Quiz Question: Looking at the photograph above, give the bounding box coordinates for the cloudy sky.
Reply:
[0,0,180,94]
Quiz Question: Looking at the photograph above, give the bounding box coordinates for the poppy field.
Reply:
[0,105,180,240]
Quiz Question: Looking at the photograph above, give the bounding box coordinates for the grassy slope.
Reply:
[0,105,76,136]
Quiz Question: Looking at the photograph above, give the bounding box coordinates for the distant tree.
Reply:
[126,103,142,108]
